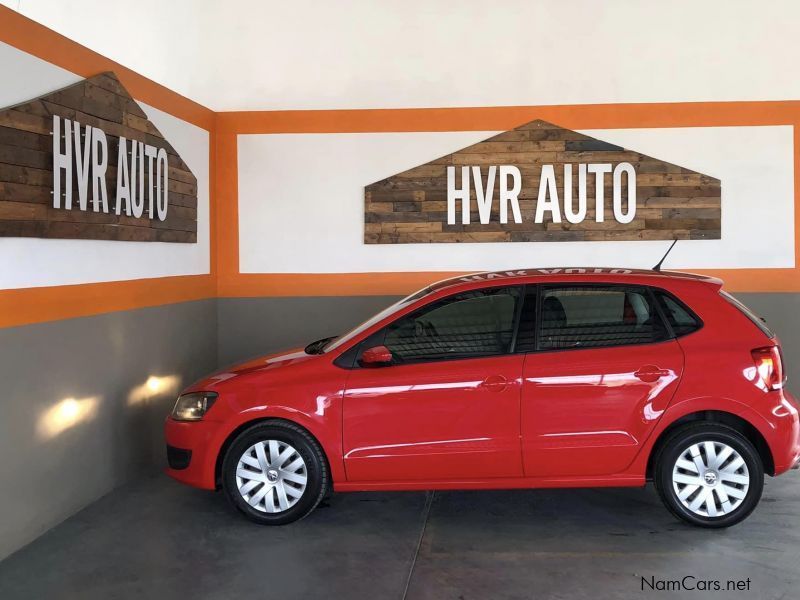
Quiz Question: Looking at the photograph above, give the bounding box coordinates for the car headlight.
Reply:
[171,392,218,421]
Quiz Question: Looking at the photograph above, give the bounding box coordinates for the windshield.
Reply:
[322,286,434,353]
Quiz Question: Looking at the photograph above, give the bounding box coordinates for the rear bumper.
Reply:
[772,390,800,475]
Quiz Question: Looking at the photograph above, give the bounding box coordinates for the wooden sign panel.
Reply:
[0,72,197,242]
[365,119,721,244]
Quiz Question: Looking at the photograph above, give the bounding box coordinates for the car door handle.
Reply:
[634,365,670,383]
[480,375,508,392]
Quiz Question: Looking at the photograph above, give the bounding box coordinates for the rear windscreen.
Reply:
[720,291,774,338]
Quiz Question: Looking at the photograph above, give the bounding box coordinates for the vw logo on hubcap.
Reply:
[267,469,279,483]
[704,471,717,486]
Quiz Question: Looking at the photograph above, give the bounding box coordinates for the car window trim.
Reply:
[507,283,527,354]
[649,286,676,339]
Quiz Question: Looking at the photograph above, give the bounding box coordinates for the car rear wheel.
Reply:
[654,423,763,528]
[222,420,329,525]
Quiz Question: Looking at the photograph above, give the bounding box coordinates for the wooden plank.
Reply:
[0,200,47,220]
[0,143,50,170]
[459,141,566,153]
[452,152,559,165]
[168,190,199,208]
[510,230,584,242]
[584,230,691,241]
[117,225,158,241]
[156,229,197,243]
[0,109,51,135]
[46,221,119,240]
[663,207,721,219]
[485,130,531,142]
[0,181,52,203]
[636,173,720,187]
[0,219,46,237]
[46,207,119,224]
[645,218,722,231]
[168,178,197,197]
[0,126,50,152]
[380,222,442,233]
[528,128,588,142]
[168,166,197,184]
[546,218,647,231]
[394,165,448,178]
[0,164,51,186]
[564,140,623,152]
[645,196,721,208]
[123,112,161,136]
[151,211,197,233]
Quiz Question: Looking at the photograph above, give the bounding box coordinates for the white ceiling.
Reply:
[3,0,800,112]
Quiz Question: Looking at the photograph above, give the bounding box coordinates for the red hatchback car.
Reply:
[165,268,799,528]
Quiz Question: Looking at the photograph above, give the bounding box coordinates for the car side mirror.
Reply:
[360,345,393,367]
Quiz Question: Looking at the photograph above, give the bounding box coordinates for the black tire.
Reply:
[654,423,763,528]
[222,420,329,525]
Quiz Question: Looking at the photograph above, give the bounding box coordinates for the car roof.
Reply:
[427,267,723,293]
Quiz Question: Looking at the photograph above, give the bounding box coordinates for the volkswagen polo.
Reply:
[164,268,799,528]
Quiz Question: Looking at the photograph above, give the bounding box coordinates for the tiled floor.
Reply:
[1,472,798,599]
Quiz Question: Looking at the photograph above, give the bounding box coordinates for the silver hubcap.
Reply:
[236,440,307,513]
[672,441,750,517]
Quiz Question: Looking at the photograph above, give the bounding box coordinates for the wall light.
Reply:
[37,396,99,441]
[127,374,182,406]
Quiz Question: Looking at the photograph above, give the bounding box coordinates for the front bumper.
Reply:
[163,417,222,490]
[166,445,192,470]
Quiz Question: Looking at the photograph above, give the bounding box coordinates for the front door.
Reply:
[342,286,525,482]
[519,284,684,477]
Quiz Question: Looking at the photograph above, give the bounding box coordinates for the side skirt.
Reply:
[333,474,645,492]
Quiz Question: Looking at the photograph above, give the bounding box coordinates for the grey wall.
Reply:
[216,296,401,367]
[0,300,217,561]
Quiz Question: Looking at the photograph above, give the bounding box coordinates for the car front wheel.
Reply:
[222,420,329,525]
[654,423,764,528]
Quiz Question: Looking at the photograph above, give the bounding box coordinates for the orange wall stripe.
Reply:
[208,127,218,283]
[215,128,239,285]
[217,101,800,134]
[0,275,215,329]
[0,6,214,131]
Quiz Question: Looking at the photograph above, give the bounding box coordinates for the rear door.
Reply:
[519,284,684,477]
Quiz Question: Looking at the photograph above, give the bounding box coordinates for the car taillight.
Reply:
[751,346,786,391]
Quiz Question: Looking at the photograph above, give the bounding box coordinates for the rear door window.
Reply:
[536,285,669,350]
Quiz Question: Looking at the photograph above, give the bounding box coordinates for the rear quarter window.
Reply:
[654,290,702,337]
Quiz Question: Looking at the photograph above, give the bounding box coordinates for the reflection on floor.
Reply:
[1,472,798,599]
